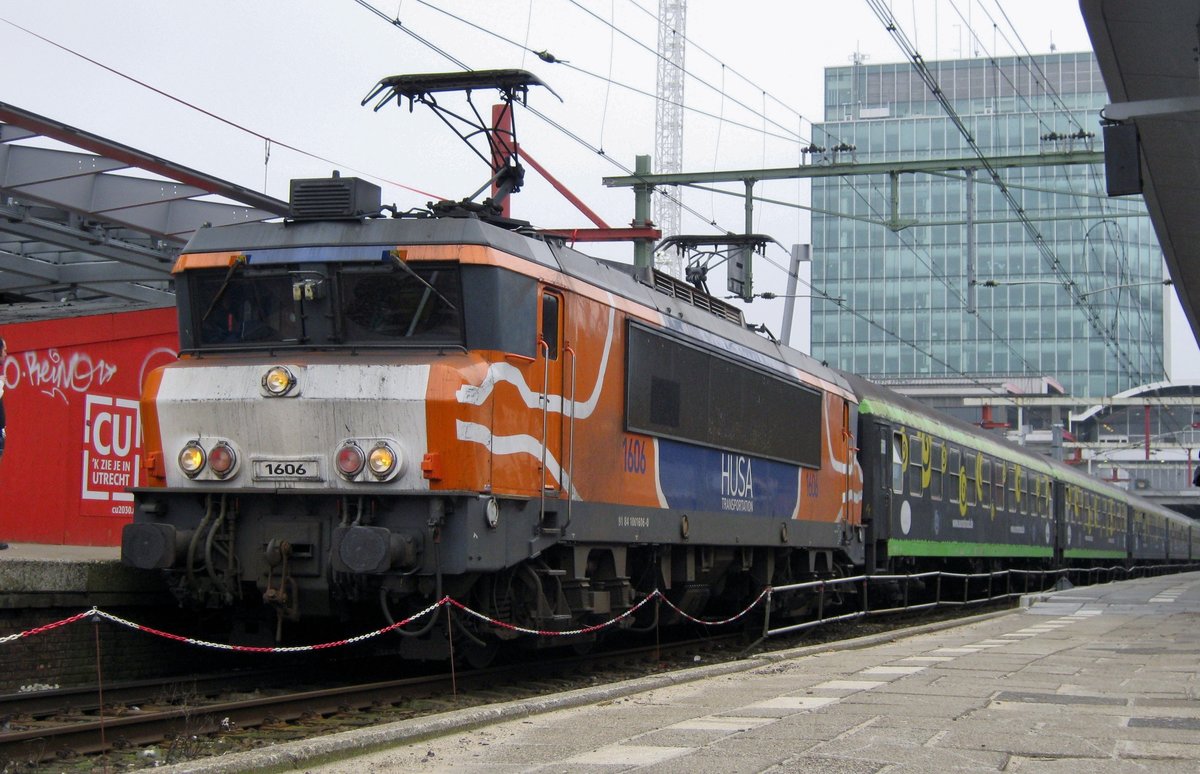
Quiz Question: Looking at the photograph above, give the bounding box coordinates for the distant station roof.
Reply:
[1081,0,1200,348]
[0,102,287,304]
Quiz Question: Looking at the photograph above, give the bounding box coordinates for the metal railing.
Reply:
[759,562,1200,642]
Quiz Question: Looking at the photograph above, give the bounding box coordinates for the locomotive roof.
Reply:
[182,215,856,399]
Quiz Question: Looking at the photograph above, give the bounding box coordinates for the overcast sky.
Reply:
[2,1,1195,380]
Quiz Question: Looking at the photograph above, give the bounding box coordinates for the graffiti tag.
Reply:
[21,349,119,403]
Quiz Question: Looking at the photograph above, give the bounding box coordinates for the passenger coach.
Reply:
[845,373,1194,572]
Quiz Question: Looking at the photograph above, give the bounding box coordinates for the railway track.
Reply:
[0,595,1023,771]
[0,632,745,769]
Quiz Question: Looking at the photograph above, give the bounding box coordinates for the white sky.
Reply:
[2,1,1196,381]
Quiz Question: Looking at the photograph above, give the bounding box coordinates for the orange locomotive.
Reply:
[122,175,865,651]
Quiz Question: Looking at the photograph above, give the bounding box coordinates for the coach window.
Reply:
[892,432,906,494]
[964,453,977,506]
[980,457,991,507]
[909,434,924,494]
[931,442,945,500]
[948,448,961,504]
[540,291,561,360]
[1009,465,1019,513]
[993,461,1006,511]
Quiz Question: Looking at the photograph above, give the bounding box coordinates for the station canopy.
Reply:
[0,102,286,305]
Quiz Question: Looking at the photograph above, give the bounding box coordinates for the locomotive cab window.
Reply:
[541,291,561,360]
[338,262,463,345]
[192,268,301,347]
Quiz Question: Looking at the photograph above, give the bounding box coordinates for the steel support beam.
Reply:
[603,151,1104,188]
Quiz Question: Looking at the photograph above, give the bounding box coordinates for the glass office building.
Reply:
[809,52,1166,397]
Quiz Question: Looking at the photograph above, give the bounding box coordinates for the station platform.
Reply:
[177,571,1200,773]
[0,542,166,608]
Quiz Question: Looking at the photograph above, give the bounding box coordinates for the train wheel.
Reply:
[461,638,500,669]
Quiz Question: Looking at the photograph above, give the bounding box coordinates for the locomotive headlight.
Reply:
[178,441,206,477]
[367,444,398,478]
[208,442,237,478]
[336,443,366,478]
[262,365,296,396]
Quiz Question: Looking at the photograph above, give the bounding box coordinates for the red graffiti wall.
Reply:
[0,306,177,545]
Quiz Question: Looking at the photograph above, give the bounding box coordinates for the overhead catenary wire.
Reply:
[0,13,443,201]
[357,1,956,368]
[982,0,1170,387]
[950,0,1169,390]
[620,0,818,135]
[562,0,810,143]
[407,0,802,145]
[352,0,728,234]
[756,244,1003,389]
[864,0,1143,390]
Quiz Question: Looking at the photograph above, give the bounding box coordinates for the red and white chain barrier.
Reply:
[0,588,771,655]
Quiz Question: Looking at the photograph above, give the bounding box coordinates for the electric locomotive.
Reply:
[122,173,866,649]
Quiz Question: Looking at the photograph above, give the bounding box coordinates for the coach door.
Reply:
[867,422,894,540]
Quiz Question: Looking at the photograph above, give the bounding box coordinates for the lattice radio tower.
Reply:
[654,0,686,278]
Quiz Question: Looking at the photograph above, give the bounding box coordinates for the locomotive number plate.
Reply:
[253,458,322,481]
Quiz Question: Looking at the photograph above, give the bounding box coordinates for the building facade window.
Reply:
[811,52,1166,397]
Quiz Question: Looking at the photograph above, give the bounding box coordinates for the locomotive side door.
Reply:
[537,288,567,505]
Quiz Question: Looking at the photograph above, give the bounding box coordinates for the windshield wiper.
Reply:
[389,250,457,310]
[200,254,248,325]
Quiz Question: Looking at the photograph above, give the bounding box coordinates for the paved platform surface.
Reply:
[255,572,1200,774]
[0,542,165,607]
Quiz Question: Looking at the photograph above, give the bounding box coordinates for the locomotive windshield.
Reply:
[338,264,461,344]
[195,270,299,346]
[185,261,464,350]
